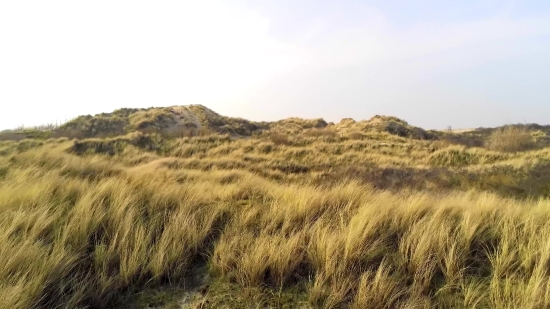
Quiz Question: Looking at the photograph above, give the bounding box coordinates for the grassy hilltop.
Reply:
[1,105,550,308]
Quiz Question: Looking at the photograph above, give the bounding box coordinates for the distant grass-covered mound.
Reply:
[1,104,456,141]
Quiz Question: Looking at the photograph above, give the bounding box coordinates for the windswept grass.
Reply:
[2,108,550,308]
[2,150,550,308]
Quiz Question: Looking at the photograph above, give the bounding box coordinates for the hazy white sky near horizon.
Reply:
[1,0,549,130]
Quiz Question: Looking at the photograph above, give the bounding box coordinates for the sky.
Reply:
[1,0,549,130]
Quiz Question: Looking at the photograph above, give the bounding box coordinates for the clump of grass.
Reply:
[128,108,175,131]
[59,114,128,138]
[68,132,164,156]
[486,125,535,152]
[303,128,338,138]
[428,146,508,167]
[270,132,291,145]
[347,131,365,140]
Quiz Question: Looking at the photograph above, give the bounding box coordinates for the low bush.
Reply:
[486,125,535,152]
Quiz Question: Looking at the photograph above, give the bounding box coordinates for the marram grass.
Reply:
[1,126,550,308]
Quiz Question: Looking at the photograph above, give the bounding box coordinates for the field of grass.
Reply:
[1,107,550,308]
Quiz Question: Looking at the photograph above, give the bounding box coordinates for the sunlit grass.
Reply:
[1,119,550,308]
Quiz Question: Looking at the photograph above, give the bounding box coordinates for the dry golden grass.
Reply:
[1,120,550,308]
[486,125,535,152]
[270,132,292,146]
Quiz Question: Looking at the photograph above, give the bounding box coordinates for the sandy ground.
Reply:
[437,128,477,133]
[167,106,203,131]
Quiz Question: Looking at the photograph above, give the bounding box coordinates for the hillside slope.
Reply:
[1,105,444,141]
[2,105,550,308]
[57,105,269,138]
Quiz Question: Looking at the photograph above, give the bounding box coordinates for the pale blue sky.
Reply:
[1,0,549,130]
